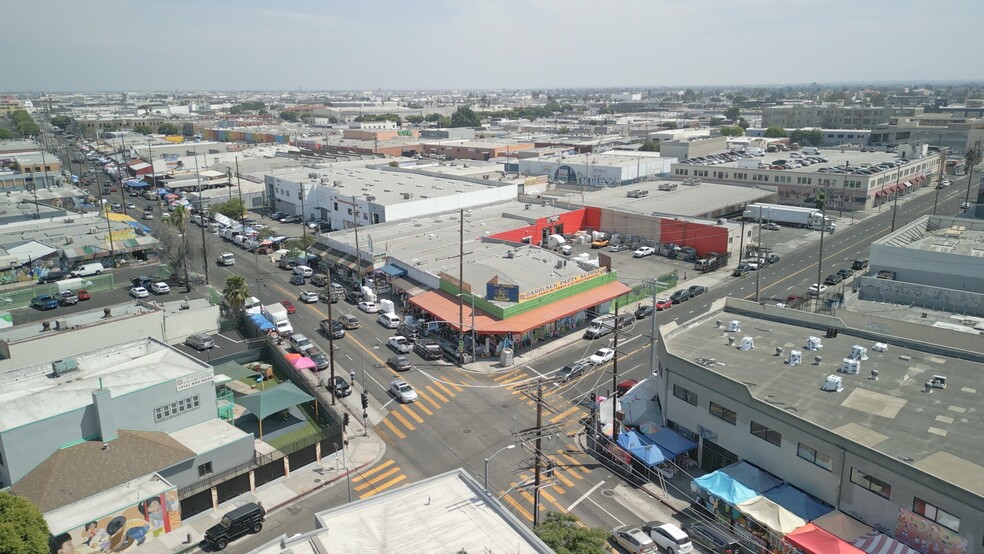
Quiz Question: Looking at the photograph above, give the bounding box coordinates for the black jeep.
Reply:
[203,502,265,550]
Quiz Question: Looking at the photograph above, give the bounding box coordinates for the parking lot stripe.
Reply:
[353,466,401,491]
[390,409,416,432]
[379,417,406,440]
[351,459,394,481]
[425,385,448,404]
[359,474,407,498]
[401,403,425,423]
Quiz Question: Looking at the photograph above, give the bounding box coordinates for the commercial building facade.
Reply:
[762,105,895,129]
[518,153,676,187]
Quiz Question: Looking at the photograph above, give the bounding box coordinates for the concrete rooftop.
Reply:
[876,215,984,257]
[563,180,772,218]
[665,302,984,497]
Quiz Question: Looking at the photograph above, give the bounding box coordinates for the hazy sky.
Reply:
[4,0,982,92]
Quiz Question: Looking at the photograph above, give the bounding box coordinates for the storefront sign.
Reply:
[519,267,607,301]
[439,271,471,293]
[487,283,520,303]
[176,370,214,392]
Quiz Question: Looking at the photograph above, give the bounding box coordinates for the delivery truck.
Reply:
[743,203,835,232]
[261,303,293,335]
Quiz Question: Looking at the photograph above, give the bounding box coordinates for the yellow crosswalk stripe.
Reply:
[425,385,448,403]
[493,369,524,382]
[409,395,434,415]
[418,389,442,409]
[540,488,567,513]
[547,455,576,488]
[433,380,457,398]
[549,405,581,424]
[379,418,406,440]
[557,450,592,474]
[351,459,394,482]
[354,466,401,491]
[498,373,529,385]
[359,474,407,499]
[390,409,416,432]
[500,489,534,522]
[401,404,425,423]
[448,380,464,392]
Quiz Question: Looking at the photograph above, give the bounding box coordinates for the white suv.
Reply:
[150,282,171,295]
[643,521,693,554]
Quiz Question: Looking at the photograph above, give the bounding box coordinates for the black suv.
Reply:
[327,376,352,397]
[397,323,419,341]
[851,259,869,271]
[38,270,66,284]
[669,289,691,304]
[413,339,443,360]
[688,285,708,297]
[203,502,265,550]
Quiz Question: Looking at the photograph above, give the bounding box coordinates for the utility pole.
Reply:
[118,133,129,216]
[352,195,361,285]
[890,165,902,232]
[642,278,666,377]
[299,182,307,243]
[964,145,980,208]
[193,150,209,286]
[755,208,764,302]
[611,303,621,444]
[326,269,338,406]
[814,189,828,313]
[457,208,465,364]
[515,381,563,527]
[533,378,543,528]
[933,149,947,216]
[736,203,747,266]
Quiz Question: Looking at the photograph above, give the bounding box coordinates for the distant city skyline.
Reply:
[3,0,983,92]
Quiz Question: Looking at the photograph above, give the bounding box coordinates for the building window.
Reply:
[709,401,736,425]
[198,462,213,477]
[673,384,697,405]
[667,420,698,442]
[154,394,201,422]
[850,468,891,499]
[913,498,960,532]
[333,202,338,211]
[750,421,781,447]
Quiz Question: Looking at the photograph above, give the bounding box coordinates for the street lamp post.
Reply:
[484,443,516,492]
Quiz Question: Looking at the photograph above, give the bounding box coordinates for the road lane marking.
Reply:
[549,405,582,424]
[416,389,441,410]
[379,417,406,440]
[359,474,407,499]
[401,403,425,423]
[433,380,457,398]
[500,489,534,522]
[556,450,592,474]
[493,369,524,382]
[425,385,448,403]
[567,480,605,511]
[390,409,416,432]
[351,459,393,481]
[587,496,624,526]
[499,373,530,386]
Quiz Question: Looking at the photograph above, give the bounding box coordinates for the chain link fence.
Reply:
[614,270,678,310]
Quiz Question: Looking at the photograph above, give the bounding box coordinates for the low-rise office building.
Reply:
[657,298,983,553]
[659,136,728,161]
[421,139,535,161]
[518,152,677,187]
[745,127,872,146]
[762,105,896,130]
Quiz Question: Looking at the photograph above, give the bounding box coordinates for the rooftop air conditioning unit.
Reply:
[805,336,822,351]
[821,375,843,392]
[850,345,868,360]
[840,358,860,375]
[787,350,802,366]
[727,320,741,332]
[52,358,80,376]
[738,337,754,351]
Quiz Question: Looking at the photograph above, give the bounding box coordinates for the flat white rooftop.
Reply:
[0,338,212,432]
[170,418,251,455]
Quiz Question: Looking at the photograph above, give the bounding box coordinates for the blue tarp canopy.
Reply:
[123,220,152,233]
[616,430,669,466]
[249,313,274,331]
[693,471,759,505]
[642,428,698,456]
[378,263,407,277]
[763,484,833,521]
[720,461,783,494]
[126,179,150,188]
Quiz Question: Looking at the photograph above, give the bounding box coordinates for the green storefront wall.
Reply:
[438,271,620,320]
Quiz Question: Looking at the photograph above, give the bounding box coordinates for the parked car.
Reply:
[358,301,379,313]
[31,295,59,310]
[298,290,319,303]
[654,297,672,310]
[203,502,265,551]
[608,244,628,252]
[280,300,296,314]
[685,521,741,554]
[557,359,593,381]
[293,265,314,277]
[327,376,352,397]
[413,339,443,360]
[131,275,154,289]
[808,283,829,296]
[390,379,418,403]
[589,348,615,365]
[876,270,897,280]
[823,274,843,285]
[836,268,854,279]
[763,222,781,231]
[377,312,401,328]
[58,291,79,306]
[611,526,658,554]
[150,281,171,295]
[129,286,149,298]
[669,289,691,304]
[688,285,708,297]
[616,379,639,397]
[289,333,315,354]
[633,246,655,258]
[289,274,306,286]
[732,264,751,277]
[642,521,693,554]
[38,270,67,284]
[388,355,414,372]
[185,333,215,351]
[388,336,413,354]
[396,323,419,341]
[634,304,655,319]
[338,314,360,329]
[76,289,91,301]
[320,319,346,339]
[851,259,870,271]
[268,211,285,221]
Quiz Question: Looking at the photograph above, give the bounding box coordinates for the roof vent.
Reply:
[775,346,783,356]
[738,337,754,351]
[805,336,822,351]
[931,375,947,389]
[787,350,802,366]
[52,358,80,376]
[872,342,888,352]
[814,355,823,365]
[923,381,934,393]
[869,369,879,381]
[821,375,843,392]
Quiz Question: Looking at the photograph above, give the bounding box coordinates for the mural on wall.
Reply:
[895,508,966,554]
[48,489,181,553]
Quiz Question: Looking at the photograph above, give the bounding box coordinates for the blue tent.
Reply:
[617,430,669,466]
[693,471,758,505]
[720,461,783,494]
[763,484,833,521]
[642,428,698,456]
[249,313,274,331]
[126,179,150,188]
[617,430,644,450]
[123,220,152,233]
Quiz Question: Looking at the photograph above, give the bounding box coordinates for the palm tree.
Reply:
[169,204,187,229]
[964,147,982,206]
[222,275,251,310]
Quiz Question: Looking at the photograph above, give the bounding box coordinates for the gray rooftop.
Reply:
[561,180,772,218]
[875,214,984,256]
[664,299,984,496]
[713,150,925,176]
[0,337,212,432]
[0,213,141,251]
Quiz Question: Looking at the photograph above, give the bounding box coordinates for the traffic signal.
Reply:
[361,392,369,410]
[590,393,597,403]
[342,413,350,427]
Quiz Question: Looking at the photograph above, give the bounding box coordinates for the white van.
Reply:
[243,296,262,314]
[377,313,401,329]
[801,146,821,155]
[71,263,105,277]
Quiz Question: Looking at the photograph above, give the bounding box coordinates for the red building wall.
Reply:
[659,219,729,257]
[487,209,591,244]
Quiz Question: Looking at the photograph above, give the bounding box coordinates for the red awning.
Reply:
[787,524,866,554]
[875,191,887,197]
[410,280,631,335]
[915,175,925,183]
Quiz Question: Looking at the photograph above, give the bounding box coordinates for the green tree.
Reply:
[790,128,824,146]
[450,106,480,128]
[405,115,424,124]
[437,115,452,127]
[102,122,119,133]
[168,204,187,229]
[158,122,179,135]
[137,104,152,114]
[0,128,12,140]
[208,198,246,219]
[719,126,745,137]
[659,121,677,129]
[133,125,153,135]
[814,189,827,212]
[737,117,750,130]
[424,113,443,123]
[638,140,660,152]
[285,234,315,252]
[964,147,982,206]
[51,115,72,129]
[534,512,608,554]
[764,126,787,138]
[0,493,49,554]
[182,122,195,136]
[724,106,741,121]
[222,274,251,309]
[280,110,300,122]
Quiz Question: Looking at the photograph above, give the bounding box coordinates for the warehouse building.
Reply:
[518,152,677,187]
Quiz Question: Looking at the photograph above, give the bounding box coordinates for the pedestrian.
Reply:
[683,271,688,280]
[349,370,356,383]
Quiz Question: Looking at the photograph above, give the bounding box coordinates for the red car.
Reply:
[654,297,672,311]
[76,289,91,301]
[280,300,296,314]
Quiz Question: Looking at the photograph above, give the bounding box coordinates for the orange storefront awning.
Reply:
[410,280,631,335]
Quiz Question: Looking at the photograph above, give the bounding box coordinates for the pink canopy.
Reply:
[787,524,865,554]
[292,357,316,370]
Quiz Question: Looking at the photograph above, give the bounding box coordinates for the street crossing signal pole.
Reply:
[533,378,543,528]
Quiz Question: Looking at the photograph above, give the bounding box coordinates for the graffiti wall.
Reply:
[894,508,967,554]
[48,489,181,554]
